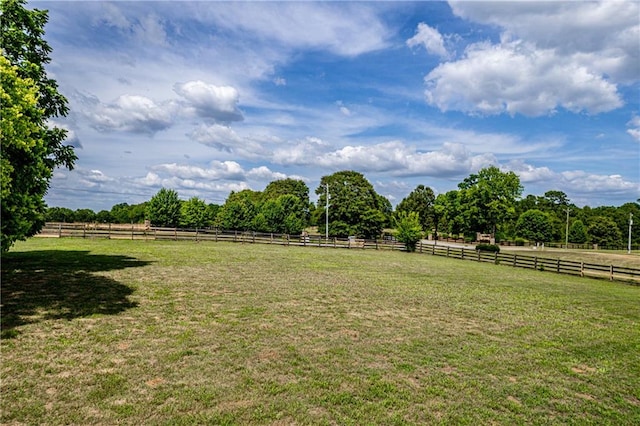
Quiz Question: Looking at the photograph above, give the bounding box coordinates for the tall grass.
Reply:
[2,238,639,424]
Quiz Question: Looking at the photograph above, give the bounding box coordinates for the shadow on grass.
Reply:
[1,250,151,338]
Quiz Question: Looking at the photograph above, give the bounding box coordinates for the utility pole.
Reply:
[565,208,571,249]
[629,213,634,254]
[325,183,330,243]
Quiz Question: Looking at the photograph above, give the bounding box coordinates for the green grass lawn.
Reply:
[2,238,639,425]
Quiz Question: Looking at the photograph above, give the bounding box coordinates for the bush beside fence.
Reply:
[38,223,639,283]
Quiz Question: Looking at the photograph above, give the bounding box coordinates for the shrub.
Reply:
[476,243,500,253]
[394,211,423,253]
[515,238,526,246]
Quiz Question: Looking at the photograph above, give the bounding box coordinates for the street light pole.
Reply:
[629,213,634,254]
[565,208,571,249]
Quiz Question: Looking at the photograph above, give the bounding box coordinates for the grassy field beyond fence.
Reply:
[2,238,639,424]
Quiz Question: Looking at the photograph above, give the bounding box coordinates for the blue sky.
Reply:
[37,1,640,211]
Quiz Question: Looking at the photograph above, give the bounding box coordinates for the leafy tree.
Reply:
[74,208,96,223]
[588,216,622,248]
[437,190,465,236]
[1,0,77,251]
[45,207,74,222]
[207,203,221,225]
[315,171,386,239]
[146,188,181,227]
[253,194,306,234]
[394,211,423,252]
[180,197,211,228]
[568,219,587,244]
[457,166,522,236]
[263,178,309,206]
[396,185,436,232]
[110,202,147,224]
[95,210,113,223]
[217,191,257,231]
[515,209,553,244]
[277,194,306,234]
[258,198,284,233]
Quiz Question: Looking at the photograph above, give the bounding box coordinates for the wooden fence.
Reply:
[38,223,640,283]
[417,244,639,283]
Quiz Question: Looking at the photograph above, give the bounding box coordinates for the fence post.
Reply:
[461,248,465,260]
[534,257,538,271]
[513,254,517,267]
[477,250,480,262]
[432,244,435,255]
[610,265,614,281]
[83,223,86,239]
[580,262,584,277]
[253,232,256,244]
[108,222,111,239]
[446,246,450,257]
[131,223,134,240]
[556,259,560,273]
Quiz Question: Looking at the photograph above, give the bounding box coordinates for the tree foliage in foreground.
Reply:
[1,0,77,252]
[394,211,423,252]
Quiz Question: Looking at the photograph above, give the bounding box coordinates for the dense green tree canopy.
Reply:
[515,209,554,244]
[588,216,623,248]
[146,188,181,227]
[315,171,388,239]
[458,166,523,235]
[180,197,212,228]
[1,55,48,251]
[396,185,436,232]
[1,0,77,251]
[568,219,587,244]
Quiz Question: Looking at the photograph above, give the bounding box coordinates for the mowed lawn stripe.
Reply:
[2,238,639,425]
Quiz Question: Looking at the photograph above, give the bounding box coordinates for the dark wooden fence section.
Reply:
[38,223,640,283]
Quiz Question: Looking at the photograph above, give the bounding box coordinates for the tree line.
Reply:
[3,1,636,253]
[45,167,640,250]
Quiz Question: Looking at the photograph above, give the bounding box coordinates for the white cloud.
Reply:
[505,160,639,197]
[174,81,243,122]
[422,1,638,116]
[87,94,175,134]
[406,22,449,58]
[189,124,269,159]
[449,1,640,83]
[272,136,330,165]
[151,161,246,181]
[246,166,287,182]
[309,141,496,178]
[198,2,391,57]
[627,115,640,142]
[560,171,638,194]
[425,40,622,116]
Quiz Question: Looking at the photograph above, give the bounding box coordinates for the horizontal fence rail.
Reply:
[38,223,640,284]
